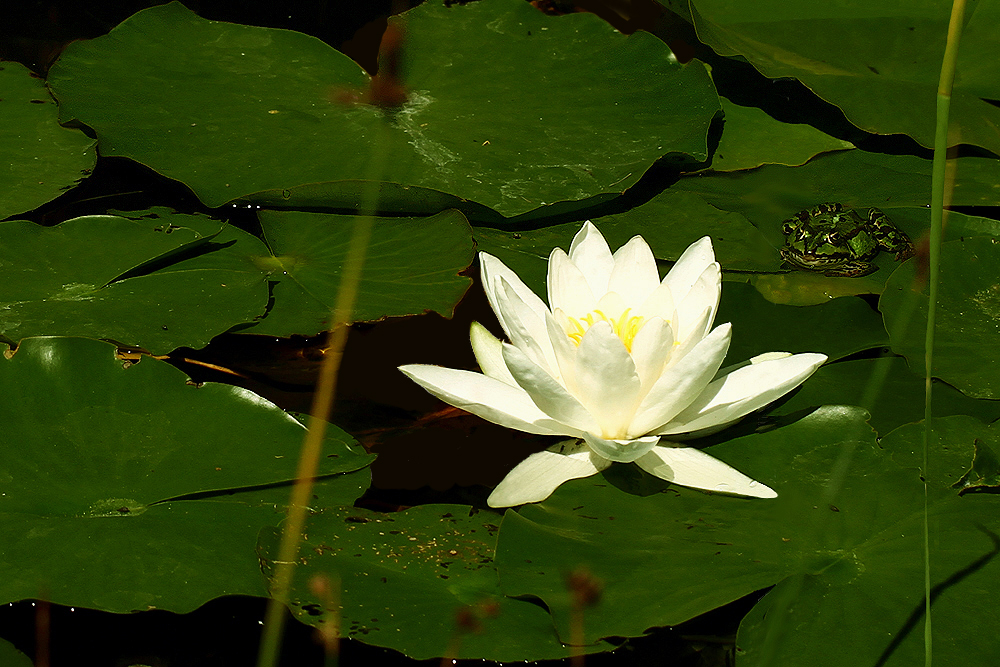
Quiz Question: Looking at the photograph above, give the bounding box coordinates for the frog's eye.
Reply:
[825,232,840,244]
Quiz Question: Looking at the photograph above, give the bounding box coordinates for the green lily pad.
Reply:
[0,336,374,612]
[879,416,996,490]
[719,284,888,363]
[689,0,1000,155]
[162,208,475,337]
[711,97,854,172]
[881,236,1000,400]
[769,356,1000,437]
[0,638,32,667]
[0,212,268,354]
[495,405,1000,666]
[0,62,96,221]
[257,504,612,661]
[47,0,719,218]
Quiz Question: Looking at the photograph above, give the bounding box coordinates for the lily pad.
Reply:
[162,208,475,337]
[881,236,1000,400]
[880,415,999,490]
[0,212,267,354]
[0,639,31,667]
[769,356,1000,437]
[494,405,1000,667]
[711,97,854,172]
[689,0,1000,155]
[257,504,612,661]
[718,284,888,363]
[0,336,374,613]
[47,0,719,217]
[0,62,96,221]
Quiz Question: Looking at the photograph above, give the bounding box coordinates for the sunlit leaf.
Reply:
[48,0,719,218]
[0,337,373,612]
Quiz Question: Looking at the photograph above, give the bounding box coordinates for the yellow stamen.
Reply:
[565,308,647,352]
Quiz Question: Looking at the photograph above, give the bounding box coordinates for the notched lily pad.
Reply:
[0,336,373,612]
[47,0,719,217]
[0,212,267,353]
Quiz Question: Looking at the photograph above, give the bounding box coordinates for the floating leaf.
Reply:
[882,236,1000,399]
[0,212,267,353]
[770,356,1000,437]
[0,62,95,220]
[689,0,1000,155]
[0,337,373,612]
[711,97,854,172]
[258,504,611,661]
[48,0,719,217]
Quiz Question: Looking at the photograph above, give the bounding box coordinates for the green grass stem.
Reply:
[923,1,967,665]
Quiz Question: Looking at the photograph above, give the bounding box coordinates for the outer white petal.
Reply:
[629,323,731,436]
[573,321,641,439]
[469,321,517,386]
[501,343,599,434]
[399,364,576,436]
[547,248,597,316]
[662,236,716,304]
[655,352,828,435]
[664,305,711,369]
[567,221,615,297]
[673,263,721,343]
[497,277,558,374]
[480,252,549,338]
[488,439,611,507]
[583,433,659,463]
[608,235,660,308]
[635,445,777,498]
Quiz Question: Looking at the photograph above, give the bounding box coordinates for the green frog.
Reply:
[780,203,915,277]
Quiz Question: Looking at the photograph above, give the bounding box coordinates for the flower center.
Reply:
[566,308,646,352]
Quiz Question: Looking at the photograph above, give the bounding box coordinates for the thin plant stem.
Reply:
[924,1,966,665]
[256,118,393,667]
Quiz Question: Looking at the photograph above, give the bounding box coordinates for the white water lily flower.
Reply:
[400,221,826,507]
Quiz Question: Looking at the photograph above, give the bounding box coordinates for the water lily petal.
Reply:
[469,321,517,386]
[547,248,597,317]
[502,343,599,433]
[655,352,828,435]
[498,277,558,375]
[630,323,731,436]
[583,433,659,463]
[662,236,715,304]
[568,221,614,297]
[480,252,549,338]
[673,263,720,343]
[634,278,676,322]
[665,305,711,369]
[636,445,777,498]
[487,439,611,507]
[609,235,660,308]
[629,316,674,393]
[544,309,580,395]
[399,364,575,436]
[573,321,641,438]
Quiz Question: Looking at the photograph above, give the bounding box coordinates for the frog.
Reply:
[780,203,915,277]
